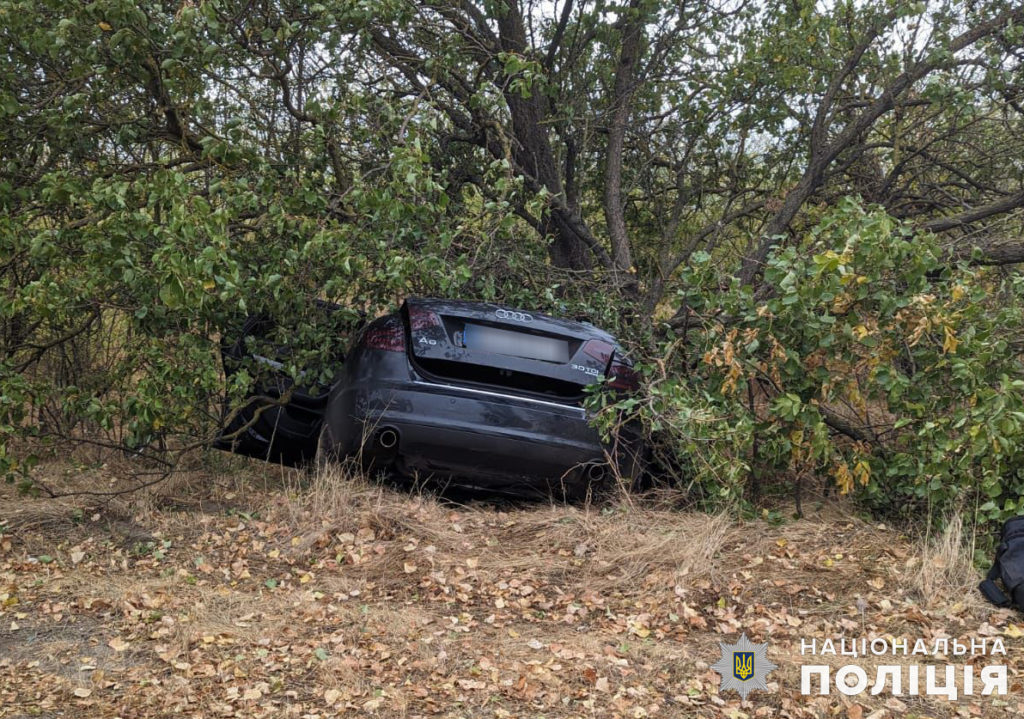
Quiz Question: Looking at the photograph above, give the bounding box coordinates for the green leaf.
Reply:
[159,277,185,309]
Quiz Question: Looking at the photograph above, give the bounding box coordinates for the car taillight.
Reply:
[408,305,442,331]
[607,358,639,392]
[363,322,405,352]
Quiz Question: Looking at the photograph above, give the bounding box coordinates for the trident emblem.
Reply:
[733,652,754,681]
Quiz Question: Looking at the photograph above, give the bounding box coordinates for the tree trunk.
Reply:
[603,0,643,274]
[497,0,593,271]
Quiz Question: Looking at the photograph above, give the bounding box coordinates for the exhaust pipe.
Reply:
[376,427,399,450]
[586,462,607,482]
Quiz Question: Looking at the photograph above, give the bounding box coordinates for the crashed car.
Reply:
[217,298,641,497]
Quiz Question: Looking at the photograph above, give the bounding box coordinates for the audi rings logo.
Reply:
[495,309,533,322]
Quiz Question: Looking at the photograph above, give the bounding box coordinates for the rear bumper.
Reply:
[324,374,606,486]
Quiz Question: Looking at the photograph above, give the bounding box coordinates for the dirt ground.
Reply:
[1,458,1022,718]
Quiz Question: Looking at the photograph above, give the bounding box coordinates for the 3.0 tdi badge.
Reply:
[711,633,777,700]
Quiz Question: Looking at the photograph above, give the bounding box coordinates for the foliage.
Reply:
[602,199,1024,526]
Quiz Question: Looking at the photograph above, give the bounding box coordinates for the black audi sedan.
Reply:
[217,298,641,498]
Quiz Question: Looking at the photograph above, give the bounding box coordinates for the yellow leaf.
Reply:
[98,21,112,31]
[834,462,854,495]
[951,284,965,302]
[853,460,871,486]
[1004,623,1024,638]
[942,325,958,354]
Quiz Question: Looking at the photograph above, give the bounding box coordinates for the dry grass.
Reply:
[2,459,1021,719]
[910,511,984,609]
[268,460,735,600]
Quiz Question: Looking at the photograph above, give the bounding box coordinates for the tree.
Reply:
[4,0,1024,520]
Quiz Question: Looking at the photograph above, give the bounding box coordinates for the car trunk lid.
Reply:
[402,298,619,401]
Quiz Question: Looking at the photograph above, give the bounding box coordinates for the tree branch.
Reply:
[738,5,1024,284]
[921,189,1024,233]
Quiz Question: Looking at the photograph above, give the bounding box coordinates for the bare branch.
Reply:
[921,189,1024,233]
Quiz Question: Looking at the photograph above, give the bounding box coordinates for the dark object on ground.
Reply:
[979,516,1024,610]
[216,298,642,499]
